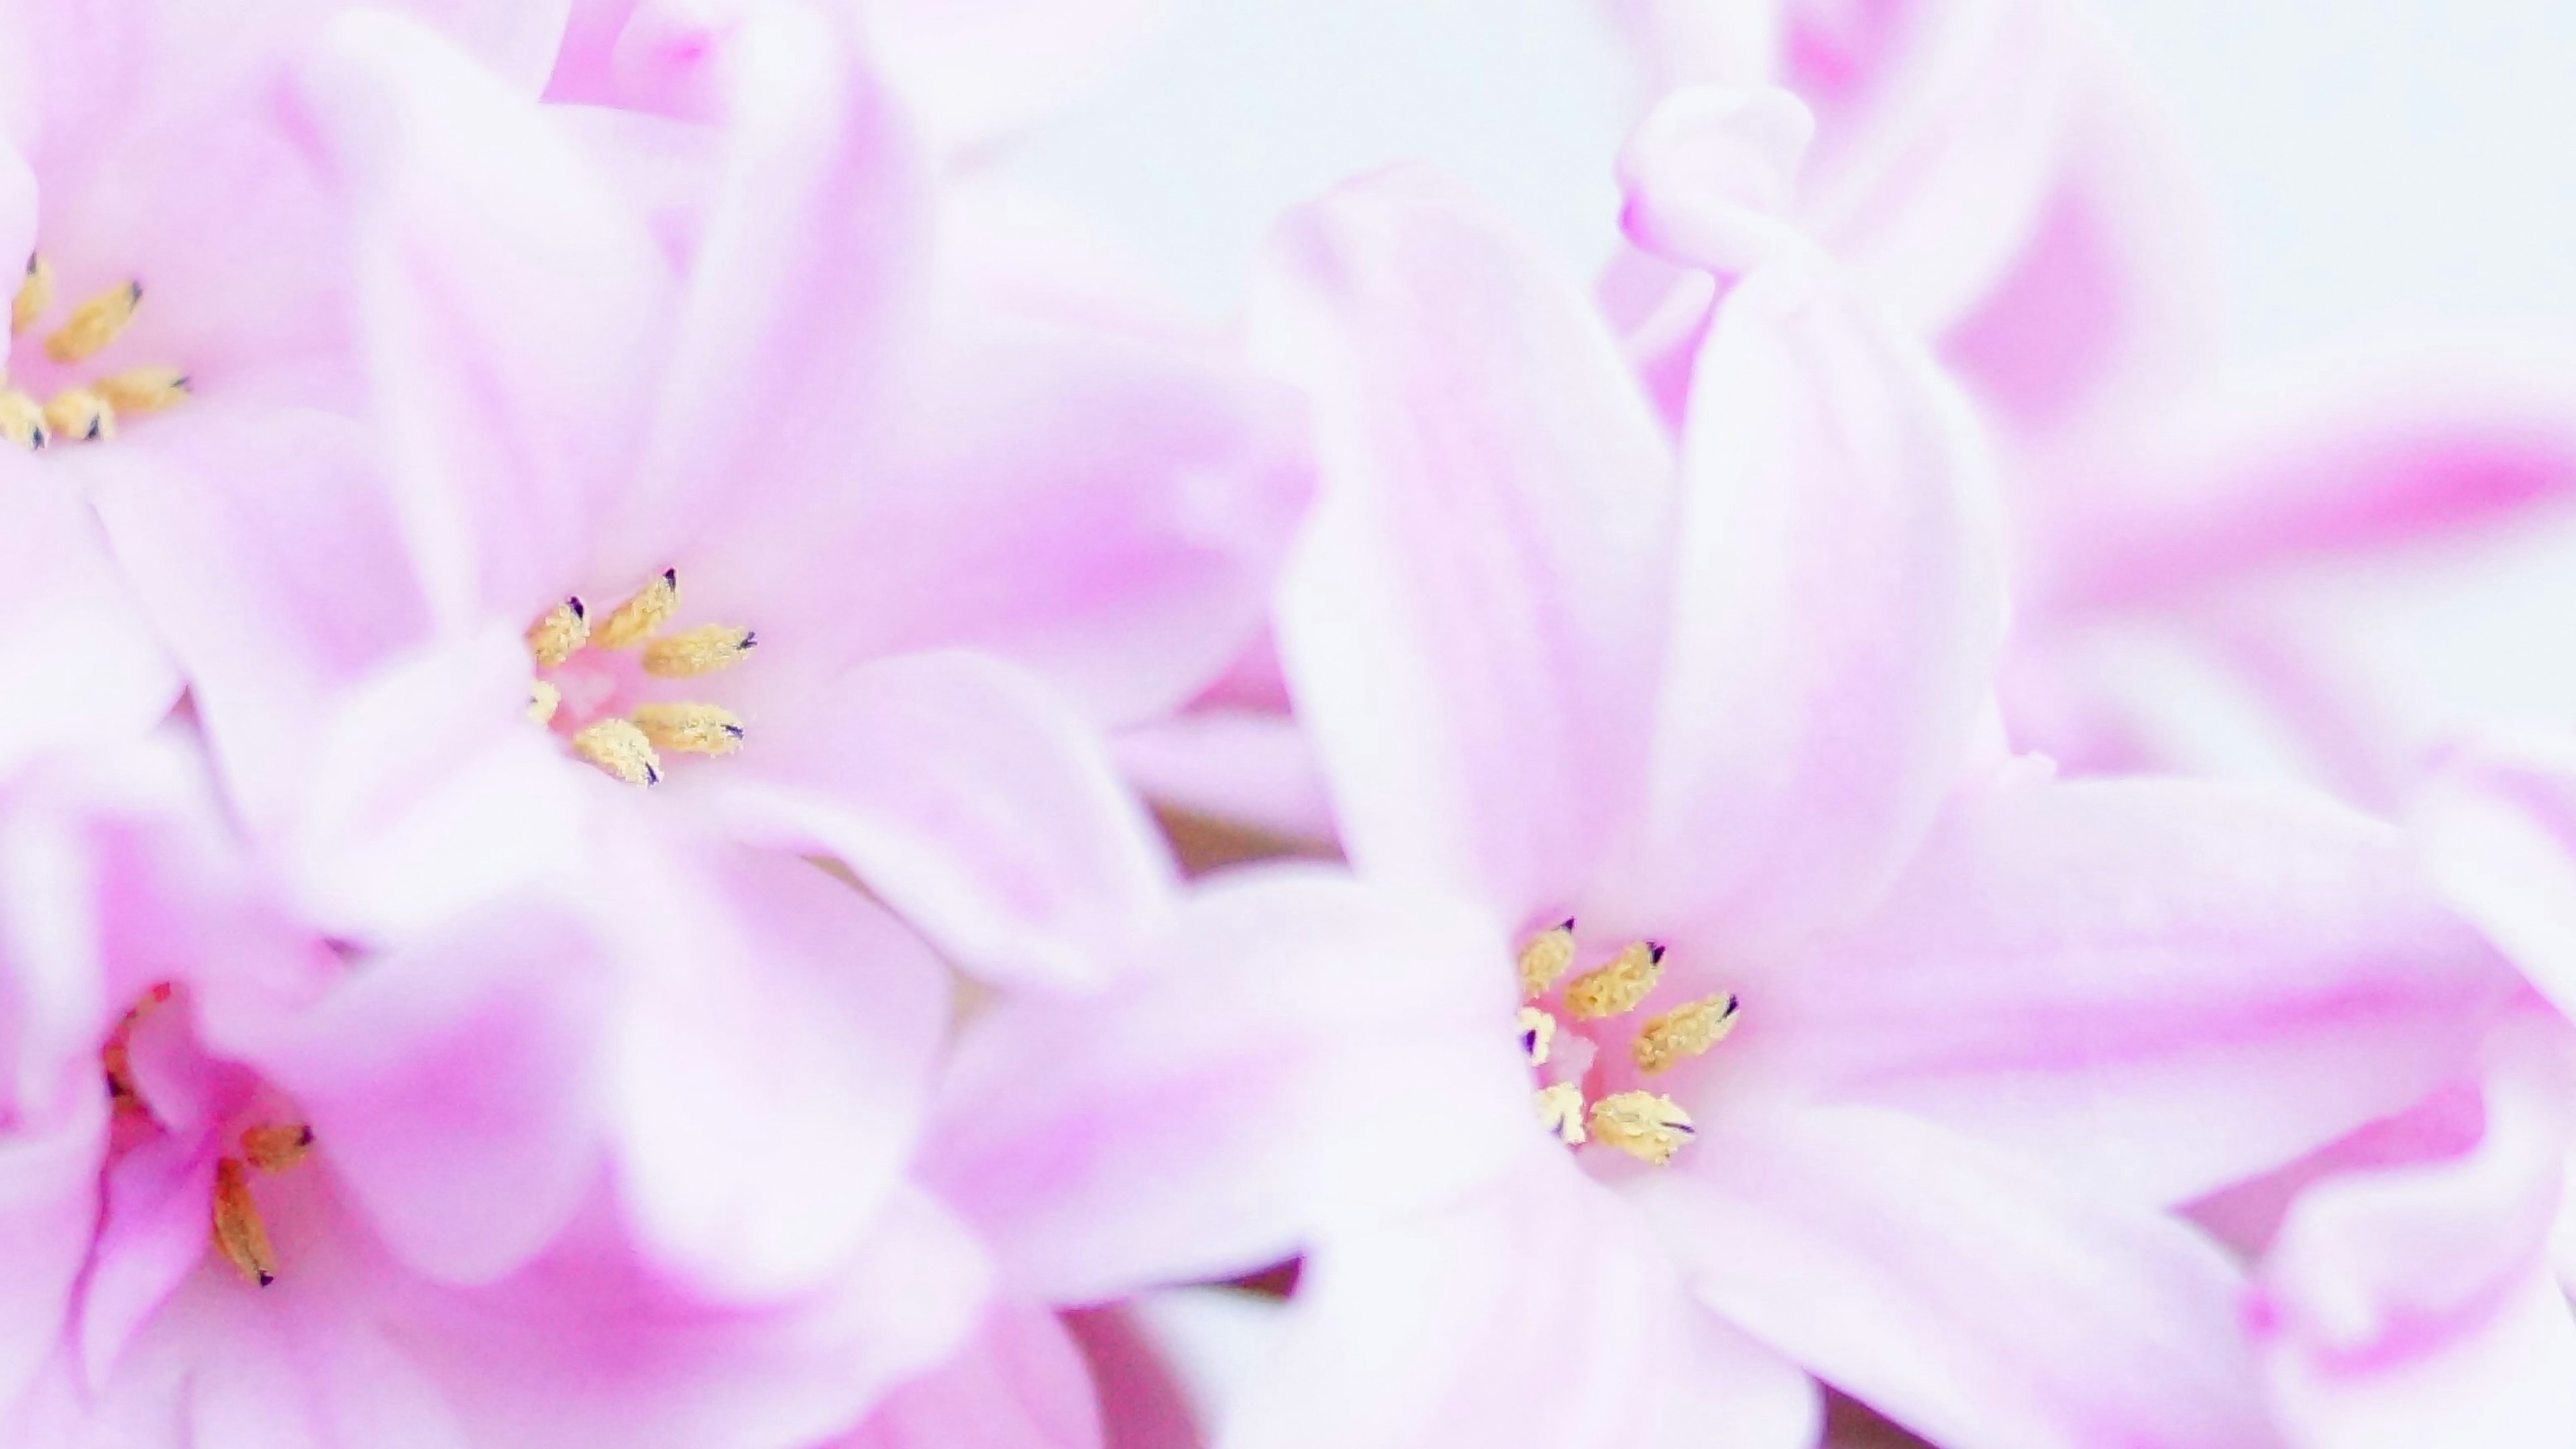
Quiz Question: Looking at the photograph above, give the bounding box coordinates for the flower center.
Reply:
[524,567,759,786]
[102,985,315,1288]
[1,255,191,449]
[1513,921,1739,1167]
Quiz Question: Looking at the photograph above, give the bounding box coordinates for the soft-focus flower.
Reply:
[0,727,985,1449]
[1208,168,2515,1449]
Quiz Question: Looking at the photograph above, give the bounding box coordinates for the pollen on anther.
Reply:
[1535,1081,1588,1146]
[631,702,745,756]
[1517,920,1577,999]
[1631,994,1740,1075]
[528,679,561,725]
[1589,1091,1695,1166]
[94,367,190,415]
[642,625,755,678]
[241,1123,315,1173]
[44,279,142,365]
[42,386,111,443]
[12,254,51,335]
[594,569,679,649]
[212,1158,279,1287]
[0,390,49,450]
[572,718,661,786]
[1564,941,1664,1022]
[526,598,590,667]
[1517,1006,1557,1067]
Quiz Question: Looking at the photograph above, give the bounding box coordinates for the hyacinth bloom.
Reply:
[1604,6,2576,808]
[1211,169,2518,1449]
[0,724,988,1448]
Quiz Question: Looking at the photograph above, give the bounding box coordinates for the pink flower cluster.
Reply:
[0,1,2570,1446]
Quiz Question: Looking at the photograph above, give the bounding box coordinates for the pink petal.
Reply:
[920,866,1530,1306]
[836,1298,1104,1449]
[1755,770,2520,1205]
[0,453,180,777]
[1226,1146,1817,1449]
[1254,168,1677,922]
[226,898,615,1286]
[1635,1104,2275,1449]
[1116,709,1338,849]
[1606,260,2006,945]
[860,0,1177,155]
[292,8,674,631]
[0,1110,103,1417]
[87,402,428,841]
[1616,85,1816,278]
[695,649,1178,992]
[2415,724,2576,1023]
[75,1124,213,1389]
[2253,1024,2576,1447]
[599,837,950,1299]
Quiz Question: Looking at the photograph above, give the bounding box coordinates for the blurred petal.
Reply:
[293,9,673,629]
[1760,771,2519,1205]
[1635,1105,2274,1449]
[861,0,1177,155]
[0,1114,102,1416]
[2254,1026,2576,1448]
[1609,261,2006,944]
[1228,1148,1817,1449]
[1254,168,1676,921]
[696,650,1178,992]
[2416,724,2576,1023]
[1617,84,1815,278]
[0,453,180,777]
[922,867,1529,1305]
[837,1299,1103,1449]
[604,840,949,1299]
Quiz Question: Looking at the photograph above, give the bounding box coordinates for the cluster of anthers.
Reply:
[525,568,757,786]
[1515,921,1739,1167]
[1,256,190,447]
[103,986,315,1288]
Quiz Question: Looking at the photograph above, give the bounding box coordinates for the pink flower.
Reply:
[1201,168,2516,1449]
[1607,10,2576,806]
[92,1,1307,993]
[0,727,984,1448]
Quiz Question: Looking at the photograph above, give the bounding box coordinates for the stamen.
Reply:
[631,702,745,755]
[641,625,756,678]
[0,389,49,449]
[571,718,661,786]
[1631,994,1741,1075]
[12,254,50,335]
[1535,1082,1588,1145]
[1517,919,1578,999]
[594,569,679,649]
[528,678,561,725]
[1564,941,1664,1022]
[241,1124,315,1173]
[211,1158,278,1287]
[1517,1006,1557,1067]
[44,280,141,365]
[1589,1091,1695,1166]
[93,367,190,416]
[525,597,589,667]
[42,386,111,443]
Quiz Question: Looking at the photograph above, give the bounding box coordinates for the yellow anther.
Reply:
[1536,1082,1588,1146]
[44,279,140,365]
[525,597,590,667]
[528,679,561,725]
[641,624,757,678]
[1517,1006,1557,1067]
[1631,994,1739,1075]
[241,1124,315,1173]
[12,254,50,335]
[631,701,745,756]
[1517,920,1578,999]
[0,388,49,449]
[593,568,679,649]
[93,367,189,415]
[42,386,111,443]
[1564,941,1664,1022]
[212,1158,279,1287]
[1589,1091,1695,1166]
[571,718,661,786]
